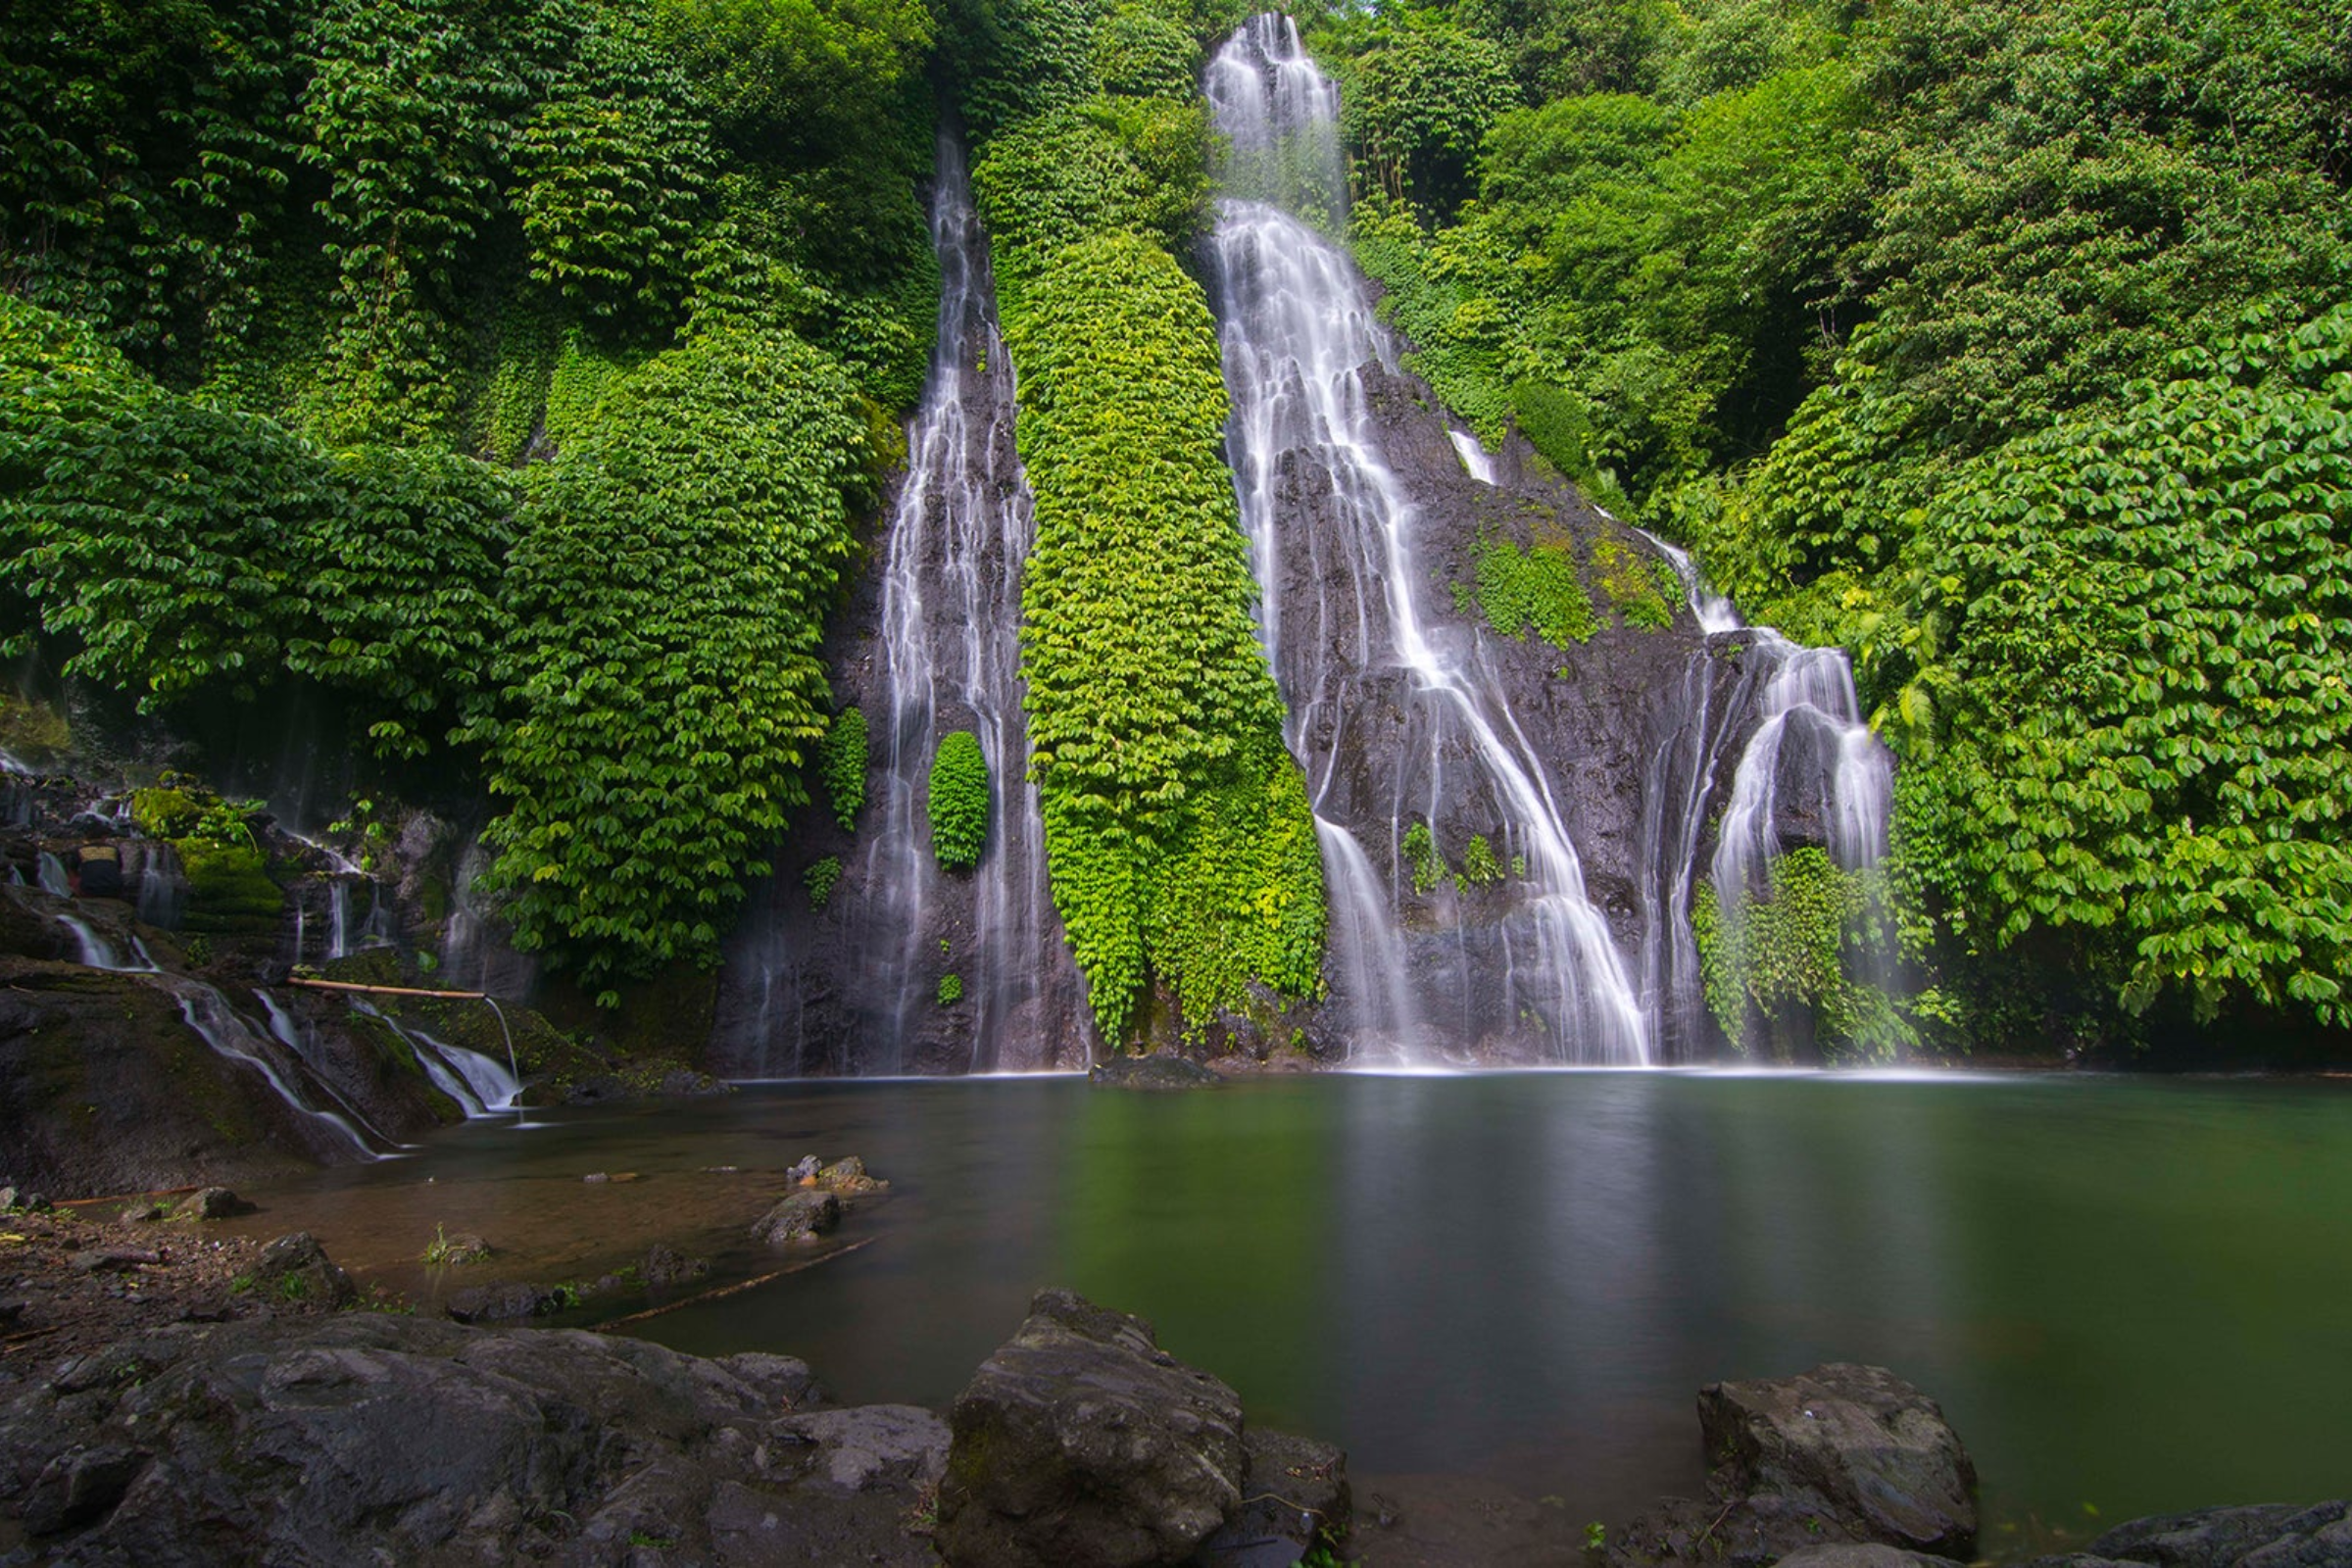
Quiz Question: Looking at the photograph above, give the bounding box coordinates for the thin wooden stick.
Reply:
[593,1238,878,1331]
[286,978,487,1000]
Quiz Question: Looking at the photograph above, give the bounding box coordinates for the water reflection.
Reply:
[220,1073,2352,1533]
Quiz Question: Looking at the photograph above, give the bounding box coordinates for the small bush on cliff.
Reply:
[818,706,868,831]
[927,730,990,872]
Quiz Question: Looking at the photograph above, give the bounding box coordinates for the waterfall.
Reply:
[1638,526,1897,1053]
[336,997,519,1119]
[857,130,1072,1072]
[166,976,388,1158]
[56,913,161,973]
[35,851,70,897]
[1205,15,1648,1065]
[1448,430,1498,486]
[717,128,1084,1076]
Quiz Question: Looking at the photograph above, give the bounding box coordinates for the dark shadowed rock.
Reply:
[1194,1427,1349,1567]
[21,1445,147,1538]
[0,1313,937,1565]
[1610,1363,1976,1568]
[254,1231,354,1308]
[1700,1363,1976,1558]
[443,1281,560,1324]
[1089,1054,1223,1091]
[750,1189,841,1245]
[2082,1499,2352,1566]
[173,1188,250,1220]
[937,1288,1248,1568]
[782,1405,950,1491]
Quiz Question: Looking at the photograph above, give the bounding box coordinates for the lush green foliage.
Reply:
[0,295,515,756]
[818,706,869,832]
[937,971,964,1005]
[1462,530,1598,647]
[1887,310,2352,1029]
[1401,820,1445,896]
[926,731,992,872]
[464,320,873,999]
[3,0,938,999]
[1694,850,1898,1060]
[1003,225,1324,1035]
[957,0,1327,1041]
[805,856,842,910]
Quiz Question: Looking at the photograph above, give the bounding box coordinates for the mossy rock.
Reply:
[174,839,285,934]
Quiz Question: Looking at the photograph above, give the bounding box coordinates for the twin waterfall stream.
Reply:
[721,15,1893,1073]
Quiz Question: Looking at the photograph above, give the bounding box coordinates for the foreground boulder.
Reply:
[1610,1363,1976,1567]
[2020,1499,2352,1567]
[0,1313,940,1566]
[937,1289,1250,1567]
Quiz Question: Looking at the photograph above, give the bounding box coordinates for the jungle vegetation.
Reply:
[1311,0,2352,1052]
[3,0,2347,1052]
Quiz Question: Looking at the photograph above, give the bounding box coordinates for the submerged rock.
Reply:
[937,1288,1250,1568]
[814,1155,887,1196]
[443,1281,562,1324]
[1089,1053,1223,1091]
[750,1190,842,1246]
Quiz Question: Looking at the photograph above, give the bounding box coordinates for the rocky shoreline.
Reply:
[1,1235,2340,1568]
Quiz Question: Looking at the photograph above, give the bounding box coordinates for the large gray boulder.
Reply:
[1702,1363,1977,1559]
[936,1288,1250,1568]
[1611,1363,1976,1568]
[0,1313,940,1567]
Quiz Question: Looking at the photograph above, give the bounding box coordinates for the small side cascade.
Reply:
[1641,528,1898,1054]
[134,841,185,929]
[1448,430,1499,485]
[722,128,1084,1077]
[1205,15,1648,1065]
[56,913,161,973]
[35,851,70,898]
[343,997,520,1120]
[164,976,389,1158]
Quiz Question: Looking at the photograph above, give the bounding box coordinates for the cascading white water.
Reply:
[36,851,70,897]
[1637,526,1896,1051]
[338,997,519,1119]
[1448,430,1499,485]
[56,913,160,973]
[815,129,1072,1074]
[1710,635,1892,892]
[167,977,385,1157]
[1205,15,1648,1064]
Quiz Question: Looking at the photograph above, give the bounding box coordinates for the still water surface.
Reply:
[232,1072,2352,1538]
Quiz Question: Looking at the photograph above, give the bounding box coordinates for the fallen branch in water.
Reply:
[593,1237,878,1331]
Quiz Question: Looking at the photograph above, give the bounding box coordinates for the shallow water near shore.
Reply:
[220,1070,2352,1544]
